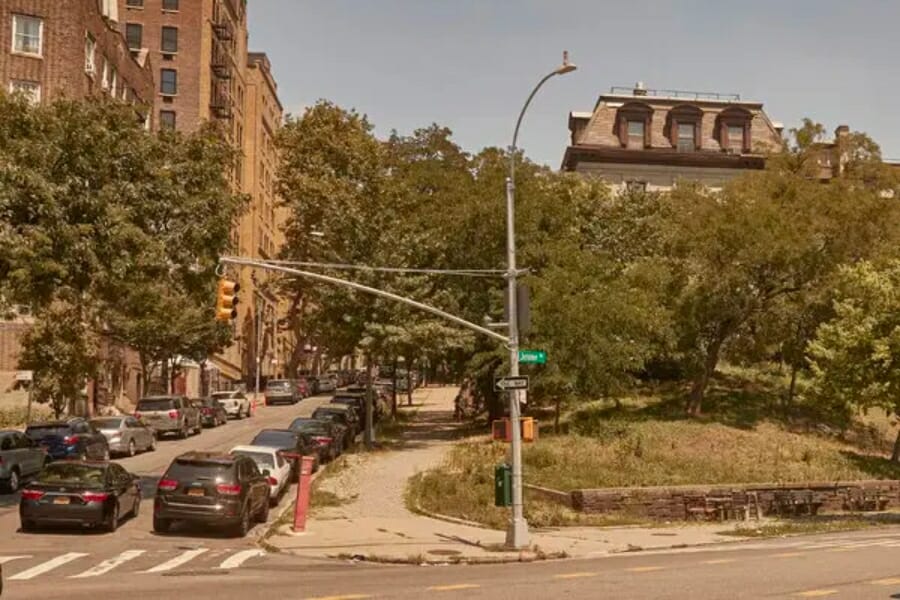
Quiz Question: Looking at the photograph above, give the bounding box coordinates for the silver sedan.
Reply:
[90,416,156,457]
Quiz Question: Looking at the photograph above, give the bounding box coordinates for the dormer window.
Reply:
[616,102,652,149]
[716,107,752,154]
[667,105,702,151]
[726,125,744,151]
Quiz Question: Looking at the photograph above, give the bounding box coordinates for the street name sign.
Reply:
[495,376,529,392]
[518,349,547,364]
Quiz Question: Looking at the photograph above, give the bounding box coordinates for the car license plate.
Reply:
[54,497,71,505]
[187,488,204,497]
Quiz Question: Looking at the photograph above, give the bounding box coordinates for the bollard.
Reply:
[292,455,315,532]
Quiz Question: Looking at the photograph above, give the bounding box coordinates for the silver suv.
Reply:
[135,396,201,439]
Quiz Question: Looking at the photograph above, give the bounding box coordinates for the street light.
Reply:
[504,51,577,550]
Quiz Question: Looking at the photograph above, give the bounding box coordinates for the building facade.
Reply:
[563,83,784,191]
[119,0,289,388]
[0,0,153,117]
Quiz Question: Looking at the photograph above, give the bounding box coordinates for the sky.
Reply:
[248,0,900,167]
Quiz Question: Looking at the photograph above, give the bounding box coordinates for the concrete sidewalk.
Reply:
[267,386,738,563]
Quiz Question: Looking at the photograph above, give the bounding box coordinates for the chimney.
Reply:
[835,124,850,139]
[633,81,647,96]
[773,121,784,138]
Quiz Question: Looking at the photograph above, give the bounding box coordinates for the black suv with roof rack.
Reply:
[153,451,270,537]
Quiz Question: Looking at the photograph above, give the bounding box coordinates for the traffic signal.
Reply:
[215,277,240,321]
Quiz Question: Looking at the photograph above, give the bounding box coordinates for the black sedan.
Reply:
[249,429,319,475]
[198,398,228,427]
[287,418,343,461]
[20,461,141,533]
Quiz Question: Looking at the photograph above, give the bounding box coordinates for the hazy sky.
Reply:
[248,0,900,167]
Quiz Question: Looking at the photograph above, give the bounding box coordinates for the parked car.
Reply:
[264,380,301,405]
[229,445,292,506]
[312,405,360,439]
[197,398,228,427]
[306,376,321,396]
[20,461,141,533]
[295,377,311,398]
[210,390,252,419]
[287,418,342,462]
[0,430,47,493]
[134,396,201,439]
[153,451,269,537]
[90,416,156,458]
[25,419,110,462]
[249,429,318,475]
[317,375,337,393]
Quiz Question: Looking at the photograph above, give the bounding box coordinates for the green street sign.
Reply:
[518,349,547,364]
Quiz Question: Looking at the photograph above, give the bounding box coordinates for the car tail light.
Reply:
[201,408,211,414]
[63,435,79,445]
[313,436,332,447]
[21,489,44,500]
[266,477,278,486]
[81,491,109,503]
[168,410,180,419]
[157,478,178,492]
[216,483,241,496]
[134,412,141,419]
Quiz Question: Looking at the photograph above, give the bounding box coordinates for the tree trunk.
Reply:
[391,357,398,418]
[554,397,562,434]
[785,363,799,412]
[160,356,170,395]
[687,339,724,417]
[364,354,374,449]
[891,428,900,463]
[199,359,209,397]
[406,366,413,406]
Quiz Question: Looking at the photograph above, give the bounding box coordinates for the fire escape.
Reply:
[210,14,234,120]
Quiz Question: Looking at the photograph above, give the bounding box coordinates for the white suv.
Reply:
[210,390,252,419]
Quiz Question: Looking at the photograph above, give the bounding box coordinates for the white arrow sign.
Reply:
[494,376,529,391]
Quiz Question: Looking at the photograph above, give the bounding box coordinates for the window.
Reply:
[159,110,176,130]
[9,80,41,105]
[12,14,43,56]
[161,27,178,53]
[163,0,179,10]
[85,35,96,74]
[125,23,142,50]
[727,125,744,151]
[677,123,696,151]
[626,120,644,149]
[160,69,177,95]
[125,0,144,7]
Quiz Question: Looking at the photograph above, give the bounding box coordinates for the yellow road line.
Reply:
[626,566,664,573]
[702,559,736,565]
[772,552,805,558]
[870,577,900,585]
[427,584,482,591]
[794,590,838,597]
[553,572,598,579]
[306,595,372,600]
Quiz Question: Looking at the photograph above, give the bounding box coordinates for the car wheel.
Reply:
[104,503,119,533]
[234,507,251,537]
[131,496,140,518]
[148,435,157,451]
[21,519,36,533]
[256,497,270,523]
[127,440,136,458]
[4,468,20,494]
[179,425,188,439]
[153,516,171,534]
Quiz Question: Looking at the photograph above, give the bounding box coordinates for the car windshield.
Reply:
[289,419,329,434]
[25,425,71,439]
[90,418,123,429]
[251,431,296,447]
[37,463,106,487]
[137,399,174,411]
[166,460,232,481]
[266,380,290,390]
[231,450,275,469]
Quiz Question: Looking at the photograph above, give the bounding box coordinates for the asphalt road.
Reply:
[0,393,334,586]
[8,527,900,599]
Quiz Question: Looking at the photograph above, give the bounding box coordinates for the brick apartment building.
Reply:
[563,83,784,191]
[0,0,154,117]
[119,0,289,388]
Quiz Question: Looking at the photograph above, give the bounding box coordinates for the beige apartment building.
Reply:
[119,0,289,388]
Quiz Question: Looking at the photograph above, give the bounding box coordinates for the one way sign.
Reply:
[494,376,529,392]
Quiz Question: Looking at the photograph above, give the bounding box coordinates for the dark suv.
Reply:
[153,451,270,537]
[25,419,109,461]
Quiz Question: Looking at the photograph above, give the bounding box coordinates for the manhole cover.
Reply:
[427,549,463,556]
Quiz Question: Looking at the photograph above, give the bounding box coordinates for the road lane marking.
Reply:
[794,591,838,597]
[773,552,805,558]
[8,553,89,580]
[702,559,736,565]
[70,550,146,578]
[553,572,597,579]
[626,566,664,573]
[0,555,31,565]
[825,547,853,553]
[217,549,265,569]
[141,548,208,573]
[870,578,900,585]
[427,584,482,591]
[306,596,371,600]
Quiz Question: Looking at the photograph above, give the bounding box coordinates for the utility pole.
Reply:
[504,51,577,549]
[254,298,262,399]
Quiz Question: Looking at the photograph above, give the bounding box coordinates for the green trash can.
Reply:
[494,463,512,507]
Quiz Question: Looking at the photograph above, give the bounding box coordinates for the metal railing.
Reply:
[609,86,741,102]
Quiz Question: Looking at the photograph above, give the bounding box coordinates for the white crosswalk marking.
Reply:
[217,549,265,569]
[141,548,208,573]
[9,553,88,580]
[70,550,146,578]
[0,556,31,565]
